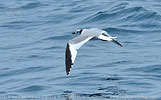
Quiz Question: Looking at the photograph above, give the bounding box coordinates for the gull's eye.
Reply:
[76,29,83,34]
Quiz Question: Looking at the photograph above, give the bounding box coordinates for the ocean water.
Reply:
[0,0,161,100]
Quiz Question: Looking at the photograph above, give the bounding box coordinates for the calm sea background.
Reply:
[0,0,161,100]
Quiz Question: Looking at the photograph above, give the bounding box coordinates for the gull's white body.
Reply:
[65,28,122,75]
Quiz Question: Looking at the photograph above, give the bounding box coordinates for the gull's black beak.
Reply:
[72,32,76,34]
[112,39,123,47]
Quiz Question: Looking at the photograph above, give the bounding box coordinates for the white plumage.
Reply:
[65,28,122,75]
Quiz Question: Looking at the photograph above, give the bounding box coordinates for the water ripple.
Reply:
[42,35,71,41]
[128,64,161,74]
[17,85,46,92]
[21,2,48,10]
[0,66,52,78]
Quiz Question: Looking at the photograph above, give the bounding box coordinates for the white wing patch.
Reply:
[98,34,113,41]
[69,44,77,64]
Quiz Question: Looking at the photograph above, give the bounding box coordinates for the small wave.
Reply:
[80,3,161,28]
[1,21,33,29]
[111,60,129,65]
[21,2,48,10]
[76,89,125,98]
[43,46,63,50]
[69,82,99,86]
[108,2,128,13]
[0,68,10,71]
[75,76,99,82]
[77,93,112,98]
[69,6,86,13]
[0,91,6,94]
[0,4,5,10]
[92,63,114,68]
[153,38,161,42]
[61,90,123,99]
[18,85,45,92]
[26,54,51,59]
[80,3,129,23]
[127,64,161,74]
[119,22,161,29]
[42,35,71,41]
[0,66,52,77]
[0,2,21,11]
[98,86,126,94]
[118,79,154,89]
[142,65,161,73]
[104,27,160,35]
[92,60,129,68]
[101,77,122,81]
[125,11,161,22]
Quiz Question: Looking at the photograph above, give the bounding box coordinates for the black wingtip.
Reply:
[65,43,72,75]
[66,72,69,75]
[112,39,123,47]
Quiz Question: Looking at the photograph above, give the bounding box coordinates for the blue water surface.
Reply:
[0,0,161,100]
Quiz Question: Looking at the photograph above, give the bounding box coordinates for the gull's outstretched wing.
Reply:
[65,43,77,75]
[65,36,93,75]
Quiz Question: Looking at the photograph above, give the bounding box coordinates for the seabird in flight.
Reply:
[65,28,122,75]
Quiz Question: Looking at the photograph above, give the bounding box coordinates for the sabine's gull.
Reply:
[65,28,122,75]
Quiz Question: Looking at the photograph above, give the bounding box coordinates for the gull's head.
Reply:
[72,29,83,34]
